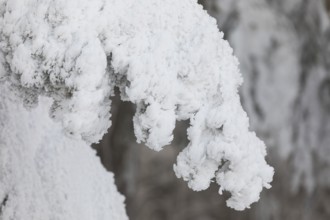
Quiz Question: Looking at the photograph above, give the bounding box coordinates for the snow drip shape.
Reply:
[0,0,273,210]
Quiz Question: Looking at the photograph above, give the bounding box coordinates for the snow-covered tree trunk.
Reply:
[0,82,128,219]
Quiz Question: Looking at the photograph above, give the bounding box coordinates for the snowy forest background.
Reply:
[93,0,330,219]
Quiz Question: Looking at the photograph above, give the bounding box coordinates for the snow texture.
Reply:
[0,82,128,220]
[0,0,273,210]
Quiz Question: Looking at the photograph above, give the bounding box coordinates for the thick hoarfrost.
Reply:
[0,0,273,210]
[0,82,128,220]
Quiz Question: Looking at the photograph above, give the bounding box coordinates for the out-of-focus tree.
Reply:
[199,0,330,219]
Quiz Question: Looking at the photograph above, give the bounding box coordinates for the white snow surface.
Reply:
[0,82,128,220]
[0,0,273,210]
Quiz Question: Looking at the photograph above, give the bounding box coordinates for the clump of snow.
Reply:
[0,82,128,220]
[0,0,273,210]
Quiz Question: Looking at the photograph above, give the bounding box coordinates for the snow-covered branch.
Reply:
[0,0,273,210]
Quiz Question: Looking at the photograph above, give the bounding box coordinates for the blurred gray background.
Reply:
[94,0,330,219]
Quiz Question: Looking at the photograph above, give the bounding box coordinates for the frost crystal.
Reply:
[0,0,273,210]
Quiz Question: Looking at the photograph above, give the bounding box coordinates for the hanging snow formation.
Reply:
[0,0,273,210]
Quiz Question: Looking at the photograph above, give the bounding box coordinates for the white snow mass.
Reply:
[0,0,273,211]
